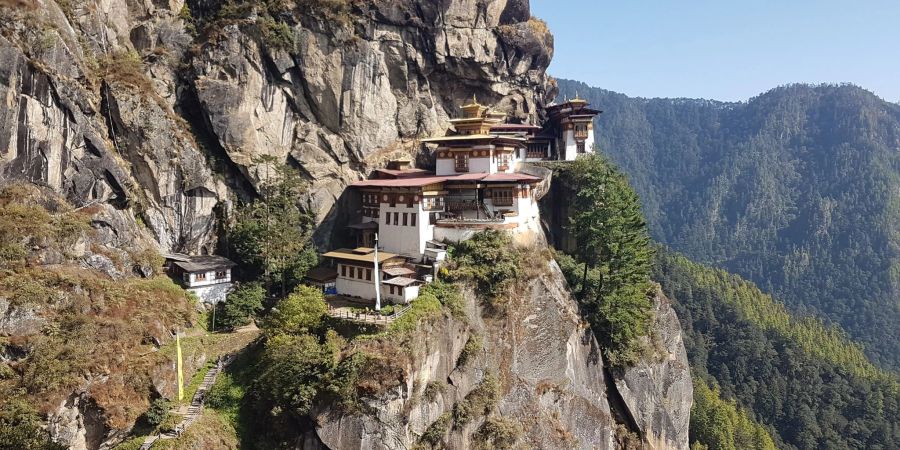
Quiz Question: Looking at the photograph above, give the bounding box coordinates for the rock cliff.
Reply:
[0,1,692,448]
[313,256,691,450]
[0,0,554,252]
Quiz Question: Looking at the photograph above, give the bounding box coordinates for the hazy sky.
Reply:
[530,0,900,102]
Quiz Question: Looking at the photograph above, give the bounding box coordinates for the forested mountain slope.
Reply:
[653,250,899,450]
[557,80,900,370]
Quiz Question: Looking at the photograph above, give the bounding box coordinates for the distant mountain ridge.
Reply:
[557,79,900,370]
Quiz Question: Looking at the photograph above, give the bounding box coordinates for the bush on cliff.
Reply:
[554,155,655,367]
[216,282,265,330]
[229,157,317,298]
[447,230,523,308]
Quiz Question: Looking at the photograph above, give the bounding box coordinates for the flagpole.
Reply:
[374,233,381,312]
[176,330,184,402]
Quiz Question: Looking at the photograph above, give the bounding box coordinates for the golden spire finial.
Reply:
[473,94,478,104]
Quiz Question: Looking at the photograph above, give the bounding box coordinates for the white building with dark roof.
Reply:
[164,254,236,307]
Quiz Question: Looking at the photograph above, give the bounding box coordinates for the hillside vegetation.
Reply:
[0,184,198,449]
[558,80,900,371]
[653,249,899,449]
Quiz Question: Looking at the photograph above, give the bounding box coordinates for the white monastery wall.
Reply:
[188,283,233,307]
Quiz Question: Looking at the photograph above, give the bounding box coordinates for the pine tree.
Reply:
[231,157,318,298]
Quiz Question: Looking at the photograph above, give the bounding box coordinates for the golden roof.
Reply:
[322,248,401,263]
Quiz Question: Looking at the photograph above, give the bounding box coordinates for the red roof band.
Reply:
[351,172,541,188]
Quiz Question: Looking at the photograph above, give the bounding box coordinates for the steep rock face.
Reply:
[0,0,554,252]
[314,257,692,450]
[188,0,555,240]
[0,1,224,254]
[316,259,617,450]
[615,292,693,450]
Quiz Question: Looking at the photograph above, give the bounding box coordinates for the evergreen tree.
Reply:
[230,157,318,298]
[217,282,265,329]
[558,155,655,366]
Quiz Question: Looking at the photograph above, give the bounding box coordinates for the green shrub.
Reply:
[258,15,295,50]
[387,294,442,335]
[456,335,482,368]
[448,230,522,307]
[418,412,452,448]
[158,413,182,433]
[143,398,170,428]
[474,416,523,449]
[420,281,466,320]
[266,285,327,334]
[0,396,65,450]
[218,282,265,329]
[453,374,499,426]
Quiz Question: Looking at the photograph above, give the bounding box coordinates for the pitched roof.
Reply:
[490,123,541,130]
[481,173,542,183]
[305,266,337,282]
[350,172,540,188]
[374,168,432,179]
[382,276,420,287]
[322,248,401,264]
[167,254,236,273]
[382,266,416,277]
[420,134,525,143]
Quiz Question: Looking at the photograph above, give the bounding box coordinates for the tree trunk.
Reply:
[580,261,589,299]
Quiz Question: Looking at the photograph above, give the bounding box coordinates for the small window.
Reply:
[384,211,390,225]
[402,213,408,226]
[341,265,347,277]
[455,153,469,172]
[393,212,399,225]
[411,214,417,227]
[356,267,362,279]
[195,272,207,281]
[215,270,227,280]
[366,269,372,281]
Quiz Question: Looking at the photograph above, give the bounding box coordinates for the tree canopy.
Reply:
[552,155,655,367]
[557,80,900,371]
[230,157,318,297]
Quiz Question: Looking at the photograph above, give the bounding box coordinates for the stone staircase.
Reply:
[139,355,234,449]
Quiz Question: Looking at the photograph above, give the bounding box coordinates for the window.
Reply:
[455,153,469,172]
[577,141,586,153]
[493,189,514,206]
[402,213,408,226]
[215,270,227,280]
[393,212,399,225]
[411,214,417,227]
[195,272,207,281]
[384,211,390,225]
[357,267,363,279]
[366,269,372,281]
[342,265,347,277]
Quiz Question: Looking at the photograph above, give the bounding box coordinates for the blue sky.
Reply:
[530,0,900,102]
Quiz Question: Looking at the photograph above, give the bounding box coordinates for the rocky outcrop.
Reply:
[0,1,693,449]
[313,257,692,450]
[0,0,555,252]
[614,291,693,450]
[315,259,617,449]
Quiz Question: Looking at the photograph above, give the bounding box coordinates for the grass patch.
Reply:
[154,409,238,450]
[453,374,499,426]
[417,412,452,449]
[474,416,523,449]
[456,335,482,368]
